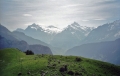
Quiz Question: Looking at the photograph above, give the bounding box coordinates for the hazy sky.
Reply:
[0,0,120,31]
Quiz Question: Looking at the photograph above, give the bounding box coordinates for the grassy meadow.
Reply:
[0,48,120,76]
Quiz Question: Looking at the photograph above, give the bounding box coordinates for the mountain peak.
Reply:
[65,22,82,30]
[27,23,41,30]
[71,22,80,27]
[31,23,40,27]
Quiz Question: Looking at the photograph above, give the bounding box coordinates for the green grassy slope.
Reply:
[0,48,120,76]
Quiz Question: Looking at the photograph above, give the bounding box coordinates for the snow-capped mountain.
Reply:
[65,22,92,31]
[42,25,62,34]
[29,23,41,30]
[23,23,62,34]
[15,22,94,48]
[25,23,44,32]
[50,22,94,49]
[63,22,94,36]
[80,19,120,44]
[15,23,57,44]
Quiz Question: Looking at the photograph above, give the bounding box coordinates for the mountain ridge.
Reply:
[65,38,120,65]
[0,24,53,55]
[80,19,120,45]
[15,22,94,50]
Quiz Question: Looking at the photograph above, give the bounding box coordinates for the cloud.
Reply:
[61,4,84,8]
[94,18,106,21]
[82,20,89,21]
[0,0,120,31]
[23,14,32,17]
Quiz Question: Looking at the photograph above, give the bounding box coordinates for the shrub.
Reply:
[75,57,82,62]
[24,50,34,55]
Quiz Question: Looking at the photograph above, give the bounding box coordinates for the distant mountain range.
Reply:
[14,20,120,55]
[15,20,120,46]
[1,19,120,65]
[0,24,52,55]
[15,22,94,50]
[65,38,120,65]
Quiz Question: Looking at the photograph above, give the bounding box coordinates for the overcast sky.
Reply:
[0,0,120,31]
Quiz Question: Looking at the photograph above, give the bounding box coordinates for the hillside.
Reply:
[0,24,18,41]
[0,48,120,76]
[0,24,52,55]
[0,36,52,55]
[66,38,120,65]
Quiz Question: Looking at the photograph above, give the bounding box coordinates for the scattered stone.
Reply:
[67,71,74,75]
[18,72,22,76]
